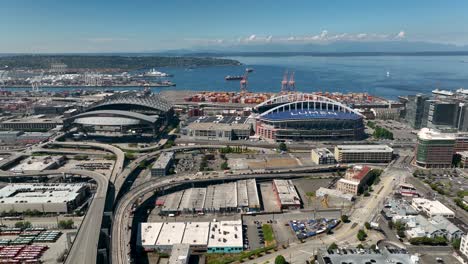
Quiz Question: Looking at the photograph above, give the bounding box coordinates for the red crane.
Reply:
[240,70,249,93]
[288,71,296,91]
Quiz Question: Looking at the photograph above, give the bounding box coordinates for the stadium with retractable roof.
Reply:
[65,91,173,138]
[254,93,365,142]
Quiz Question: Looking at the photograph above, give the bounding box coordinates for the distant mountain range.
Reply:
[161,41,468,57]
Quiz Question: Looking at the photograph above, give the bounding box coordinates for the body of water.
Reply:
[6,56,468,99]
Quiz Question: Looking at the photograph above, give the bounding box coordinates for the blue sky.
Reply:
[1,0,468,53]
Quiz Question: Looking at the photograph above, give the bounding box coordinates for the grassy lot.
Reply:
[262,224,276,247]
[206,245,277,264]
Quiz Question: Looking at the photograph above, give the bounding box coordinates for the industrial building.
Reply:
[138,220,243,254]
[255,95,365,142]
[336,166,372,195]
[182,119,252,141]
[157,179,260,215]
[0,183,88,213]
[151,152,175,177]
[272,179,301,210]
[0,131,52,145]
[65,92,173,137]
[0,115,63,131]
[334,144,393,163]
[310,148,336,165]
[411,198,455,218]
[10,156,65,172]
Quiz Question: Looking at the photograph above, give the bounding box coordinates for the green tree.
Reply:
[220,161,229,170]
[364,222,371,229]
[275,255,287,264]
[15,221,32,229]
[341,215,350,223]
[278,143,288,152]
[357,229,367,241]
[328,243,338,251]
[58,219,74,229]
[452,238,461,249]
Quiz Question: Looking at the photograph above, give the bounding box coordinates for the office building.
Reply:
[334,144,393,163]
[151,152,175,177]
[311,148,336,165]
[422,100,459,129]
[415,128,455,168]
[336,166,371,195]
[405,94,430,129]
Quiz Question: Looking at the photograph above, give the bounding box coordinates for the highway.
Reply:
[110,165,344,264]
[0,169,108,264]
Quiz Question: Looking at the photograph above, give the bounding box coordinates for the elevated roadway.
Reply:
[111,165,342,264]
[0,169,108,264]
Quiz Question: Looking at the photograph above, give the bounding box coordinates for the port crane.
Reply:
[280,70,296,93]
[240,69,249,93]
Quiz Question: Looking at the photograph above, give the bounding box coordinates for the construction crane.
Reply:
[240,70,249,93]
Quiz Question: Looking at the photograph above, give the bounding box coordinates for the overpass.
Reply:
[0,169,109,264]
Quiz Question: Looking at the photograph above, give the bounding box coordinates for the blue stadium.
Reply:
[255,94,365,141]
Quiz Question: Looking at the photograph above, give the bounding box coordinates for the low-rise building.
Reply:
[155,222,187,252]
[207,220,243,254]
[334,144,393,163]
[10,156,65,172]
[461,234,468,259]
[0,115,63,131]
[168,244,191,264]
[411,198,455,218]
[183,122,251,141]
[316,187,354,201]
[151,152,175,177]
[311,148,336,165]
[138,222,164,251]
[0,183,88,213]
[336,165,371,195]
[405,215,463,241]
[318,246,419,264]
[272,179,301,210]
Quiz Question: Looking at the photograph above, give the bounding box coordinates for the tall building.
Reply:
[415,128,455,168]
[461,234,468,259]
[422,100,459,129]
[405,94,430,129]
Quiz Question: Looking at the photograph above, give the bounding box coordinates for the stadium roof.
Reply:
[87,92,172,113]
[71,110,159,125]
[260,109,361,121]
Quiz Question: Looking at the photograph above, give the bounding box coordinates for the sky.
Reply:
[1,0,468,53]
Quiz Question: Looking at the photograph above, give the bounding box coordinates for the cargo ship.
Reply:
[225,75,244,80]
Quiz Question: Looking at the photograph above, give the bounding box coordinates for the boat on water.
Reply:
[246,68,254,73]
[144,68,173,77]
[225,75,244,80]
[149,80,176,87]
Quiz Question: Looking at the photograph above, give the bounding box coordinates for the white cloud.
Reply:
[188,30,408,46]
[396,31,406,39]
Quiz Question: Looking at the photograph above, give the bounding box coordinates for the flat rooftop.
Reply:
[335,144,393,153]
[139,222,164,247]
[417,128,455,141]
[205,182,238,210]
[412,198,454,215]
[181,222,210,246]
[168,244,191,264]
[186,122,250,131]
[153,152,174,169]
[179,188,206,211]
[273,179,301,206]
[246,179,260,209]
[156,222,186,246]
[0,183,85,205]
[312,148,334,157]
[207,220,243,249]
[162,191,184,212]
[187,116,248,125]
[321,247,416,264]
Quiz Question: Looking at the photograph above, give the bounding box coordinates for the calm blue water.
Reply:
[6,56,468,99]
